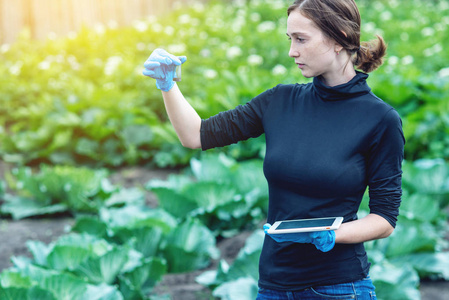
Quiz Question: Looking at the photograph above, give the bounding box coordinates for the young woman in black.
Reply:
[143,1,405,298]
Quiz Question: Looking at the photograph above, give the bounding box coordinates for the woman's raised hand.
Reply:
[143,48,187,92]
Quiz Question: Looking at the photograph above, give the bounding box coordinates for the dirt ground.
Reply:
[1,165,449,300]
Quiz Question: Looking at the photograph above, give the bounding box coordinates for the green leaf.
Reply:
[162,218,219,273]
[100,205,177,230]
[26,240,52,266]
[74,247,129,284]
[83,283,124,300]
[71,216,108,238]
[391,252,449,280]
[183,182,237,213]
[55,233,110,256]
[0,286,57,300]
[198,230,263,289]
[46,245,92,270]
[383,219,439,257]
[402,159,449,196]
[0,271,33,288]
[40,273,87,300]
[399,193,443,223]
[231,159,267,195]
[212,277,258,300]
[190,153,236,183]
[370,261,420,300]
[149,187,198,219]
[119,257,167,298]
[121,124,153,146]
[104,187,145,207]
[1,195,68,220]
[125,227,165,258]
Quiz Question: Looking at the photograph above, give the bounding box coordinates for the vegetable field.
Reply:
[1,0,449,299]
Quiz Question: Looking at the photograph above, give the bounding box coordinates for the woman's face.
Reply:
[287,10,341,82]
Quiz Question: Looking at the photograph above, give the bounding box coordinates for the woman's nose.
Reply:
[289,44,299,58]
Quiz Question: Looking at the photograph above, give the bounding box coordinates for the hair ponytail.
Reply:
[354,35,387,73]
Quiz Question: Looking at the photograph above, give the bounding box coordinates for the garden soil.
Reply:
[1,164,448,300]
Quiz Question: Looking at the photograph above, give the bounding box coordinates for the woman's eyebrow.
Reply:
[286,32,310,38]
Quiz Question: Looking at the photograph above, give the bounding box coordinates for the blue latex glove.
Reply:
[263,223,336,252]
[142,48,187,92]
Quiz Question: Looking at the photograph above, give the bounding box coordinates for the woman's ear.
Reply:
[334,44,344,54]
[335,30,348,53]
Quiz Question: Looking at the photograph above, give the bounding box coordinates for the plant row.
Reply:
[0,0,448,168]
[0,153,268,299]
[1,154,449,299]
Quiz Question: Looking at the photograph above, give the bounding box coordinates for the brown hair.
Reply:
[287,0,386,73]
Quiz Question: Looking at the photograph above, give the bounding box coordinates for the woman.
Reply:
[143,0,405,299]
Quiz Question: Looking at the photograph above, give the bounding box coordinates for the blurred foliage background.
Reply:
[0,0,448,167]
[0,0,448,299]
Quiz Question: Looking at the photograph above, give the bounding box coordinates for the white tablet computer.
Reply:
[267,217,343,234]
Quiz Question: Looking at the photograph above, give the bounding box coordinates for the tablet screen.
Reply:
[276,218,335,230]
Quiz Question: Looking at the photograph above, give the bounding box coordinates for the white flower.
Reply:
[200,49,211,57]
[231,17,246,33]
[226,46,242,60]
[167,43,186,54]
[204,69,218,79]
[164,26,175,36]
[104,56,123,76]
[364,22,376,33]
[443,16,449,25]
[94,24,106,35]
[178,14,191,24]
[388,56,399,65]
[421,27,435,37]
[423,43,442,57]
[250,12,261,22]
[380,11,393,21]
[192,2,205,12]
[136,42,146,51]
[257,21,276,33]
[247,54,263,66]
[133,20,148,32]
[401,55,414,65]
[67,56,80,70]
[1,44,10,53]
[152,23,163,33]
[438,67,449,78]
[9,61,23,75]
[272,64,287,76]
[270,0,285,9]
[38,61,51,70]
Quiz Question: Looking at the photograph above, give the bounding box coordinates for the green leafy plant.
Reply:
[1,232,162,300]
[1,165,116,219]
[146,153,268,237]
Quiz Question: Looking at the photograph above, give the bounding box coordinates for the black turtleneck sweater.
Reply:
[200,72,405,290]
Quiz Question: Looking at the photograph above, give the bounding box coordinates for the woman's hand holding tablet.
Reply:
[263,217,343,252]
[267,217,343,234]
